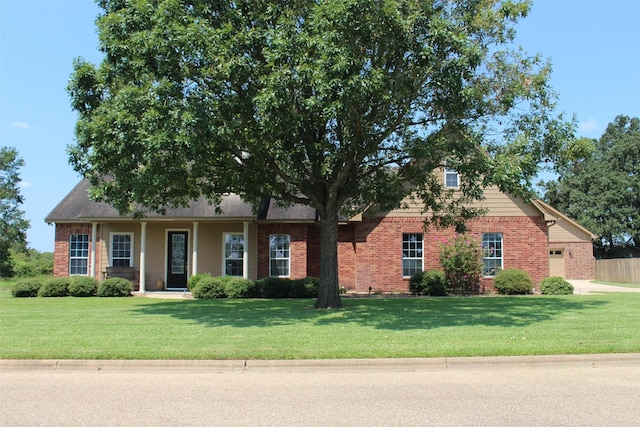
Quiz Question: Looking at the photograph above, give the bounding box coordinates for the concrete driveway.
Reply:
[569,280,640,295]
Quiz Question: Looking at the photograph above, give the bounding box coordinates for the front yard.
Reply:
[1,281,639,360]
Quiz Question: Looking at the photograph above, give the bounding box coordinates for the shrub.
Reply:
[257,277,319,298]
[223,277,260,299]
[438,234,483,294]
[69,276,99,297]
[187,272,212,292]
[297,277,319,298]
[97,278,133,297]
[11,278,43,297]
[409,270,447,296]
[38,277,71,297]
[540,276,574,295]
[493,268,534,295]
[192,276,227,299]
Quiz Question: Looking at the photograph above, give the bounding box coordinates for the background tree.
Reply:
[68,0,573,308]
[543,115,640,254]
[0,147,29,277]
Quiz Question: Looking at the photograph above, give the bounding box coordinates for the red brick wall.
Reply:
[53,223,101,279]
[331,215,549,293]
[559,241,595,279]
[257,224,308,279]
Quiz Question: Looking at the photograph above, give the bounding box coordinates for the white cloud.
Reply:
[578,117,600,134]
[12,121,29,129]
[19,181,31,188]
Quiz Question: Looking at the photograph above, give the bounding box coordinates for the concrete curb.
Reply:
[1,353,638,372]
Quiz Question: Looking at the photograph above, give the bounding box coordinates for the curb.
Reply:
[1,353,639,372]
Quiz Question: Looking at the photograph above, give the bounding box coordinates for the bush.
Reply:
[192,276,227,299]
[257,277,319,298]
[438,234,483,294]
[11,278,43,297]
[493,268,534,295]
[540,276,574,295]
[223,277,260,299]
[38,277,71,297]
[69,276,99,297]
[297,277,319,298]
[187,272,212,292]
[409,270,447,296]
[97,278,133,297]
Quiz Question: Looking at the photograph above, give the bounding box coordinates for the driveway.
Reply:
[569,280,640,295]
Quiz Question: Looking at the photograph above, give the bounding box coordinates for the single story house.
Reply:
[45,173,596,293]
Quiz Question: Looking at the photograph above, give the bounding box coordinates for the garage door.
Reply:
[549,249,565,278]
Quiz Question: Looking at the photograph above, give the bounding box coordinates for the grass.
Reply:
[1,279,639,360]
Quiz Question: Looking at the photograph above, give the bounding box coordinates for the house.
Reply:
[45,175,596,293]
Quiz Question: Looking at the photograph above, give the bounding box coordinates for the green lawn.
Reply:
[1,281,639,360]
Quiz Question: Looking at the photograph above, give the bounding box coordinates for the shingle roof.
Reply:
[45,179,317,223]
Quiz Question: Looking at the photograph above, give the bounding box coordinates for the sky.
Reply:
[1,0,639,252]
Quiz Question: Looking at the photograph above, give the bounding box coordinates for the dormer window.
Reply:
[444,168,459,188]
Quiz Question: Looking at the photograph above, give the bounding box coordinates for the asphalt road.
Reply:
[1,355,639,426]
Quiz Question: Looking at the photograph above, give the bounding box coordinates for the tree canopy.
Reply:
[68,0,574,307]
[0,147,29,277]
[543,115,640,252]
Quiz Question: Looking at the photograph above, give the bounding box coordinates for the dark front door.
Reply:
[167,231,188,288]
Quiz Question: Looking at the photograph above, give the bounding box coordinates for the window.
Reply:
[110,233,133,267]
[223,233,244,277]
[482,233,503,276]
[269,234,290,277]
[69,234,89,275]
[402,233,423,277]
[444,168,459,188]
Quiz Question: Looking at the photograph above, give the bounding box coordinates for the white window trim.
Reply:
[269,234,291,278]
[482,233,503,277]
[402,233,424,278]
[109,232,134,267]
[222,232,245,277]
[69,234,90,276]
[444,167,459,188]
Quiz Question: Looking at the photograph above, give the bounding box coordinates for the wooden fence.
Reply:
[595,258,640,284]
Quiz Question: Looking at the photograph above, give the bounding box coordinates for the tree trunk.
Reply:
[314,210,343,309]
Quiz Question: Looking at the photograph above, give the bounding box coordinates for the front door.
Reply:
[167,231,188,288]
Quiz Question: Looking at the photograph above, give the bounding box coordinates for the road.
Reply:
[1,355,639,426]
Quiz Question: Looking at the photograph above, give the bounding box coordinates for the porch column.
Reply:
[139,222,147,292]
[90,222,97,279]
[243,221,249,279]
[192,222,199,277]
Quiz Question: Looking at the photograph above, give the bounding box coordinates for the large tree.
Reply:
[68,0,573,308]
[0,147,29,277]
[544,115,640,252]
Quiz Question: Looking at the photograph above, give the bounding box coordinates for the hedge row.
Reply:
[11,277,132,298]
[188,274,319,299]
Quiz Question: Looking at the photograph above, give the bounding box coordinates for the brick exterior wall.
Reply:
[557,241,596,280]
[329,215,550,293]
[53,223,101,279]
[257,223,309,279]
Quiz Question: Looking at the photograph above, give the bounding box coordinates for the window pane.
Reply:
[402,233,423,277]
[69,234,89,275]
[269,234,290,277]
[224,234,244,276]
[111,234,132,267]
[482,233,503,276]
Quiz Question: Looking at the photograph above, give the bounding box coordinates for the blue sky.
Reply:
[1,0,639,252]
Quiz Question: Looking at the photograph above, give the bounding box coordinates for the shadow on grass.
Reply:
[129,296,608,331]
